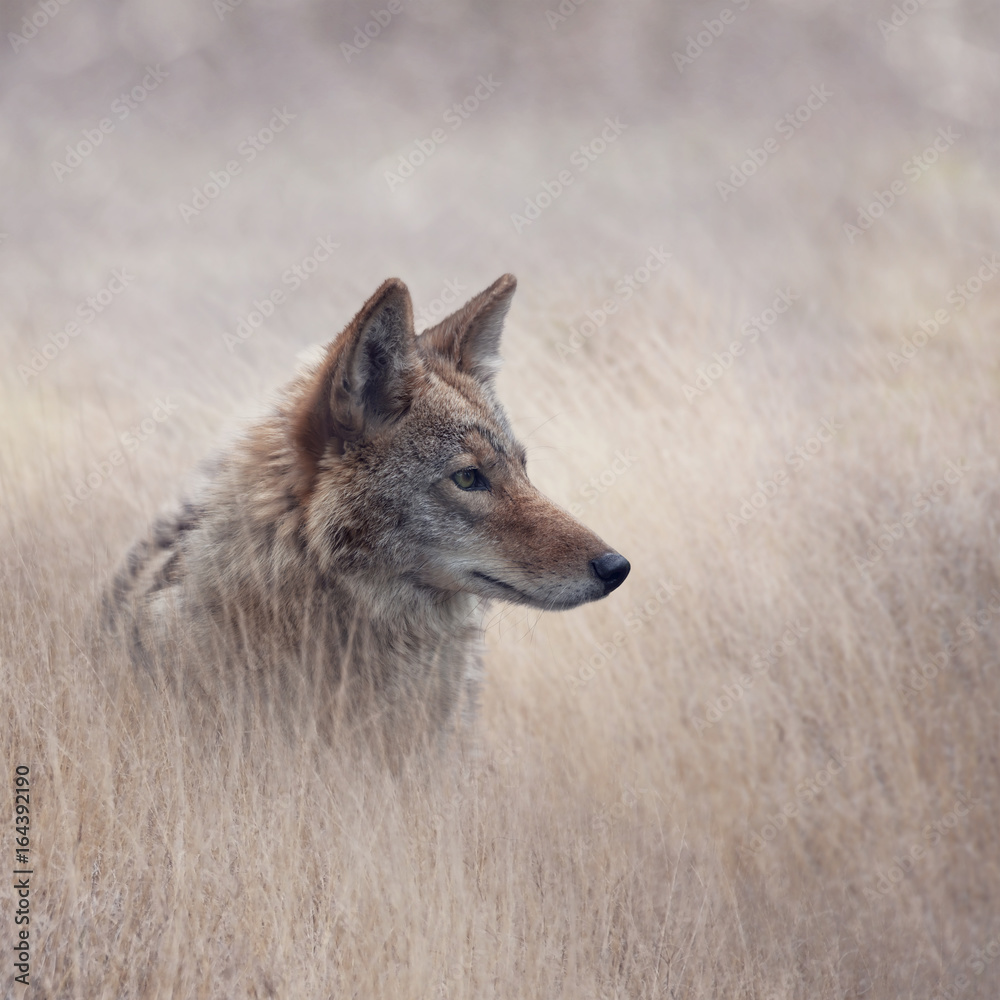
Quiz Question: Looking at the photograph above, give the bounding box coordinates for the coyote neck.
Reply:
[180,480,486,723]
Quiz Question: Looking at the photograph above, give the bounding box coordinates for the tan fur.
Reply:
[104,276,629,747]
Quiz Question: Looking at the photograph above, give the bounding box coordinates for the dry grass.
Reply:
[3,1,1000,997]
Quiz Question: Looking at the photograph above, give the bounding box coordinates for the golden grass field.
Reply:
[2,1,1000,996]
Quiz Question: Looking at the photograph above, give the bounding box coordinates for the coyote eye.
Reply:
[452,468,488,491]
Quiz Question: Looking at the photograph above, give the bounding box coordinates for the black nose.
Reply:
[591,552,630,594]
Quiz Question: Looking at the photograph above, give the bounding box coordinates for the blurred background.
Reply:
[2,0,998,402]
[3,1,1000,997]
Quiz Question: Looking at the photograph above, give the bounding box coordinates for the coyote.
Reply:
[105,275,630,741]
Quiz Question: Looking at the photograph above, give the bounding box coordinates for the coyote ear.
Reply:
[293,278,419,468]
[421,273,516,383]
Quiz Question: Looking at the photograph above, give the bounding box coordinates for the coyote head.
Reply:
[290,274,629,611]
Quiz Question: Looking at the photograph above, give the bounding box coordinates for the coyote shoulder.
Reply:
[106,275,629,737]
